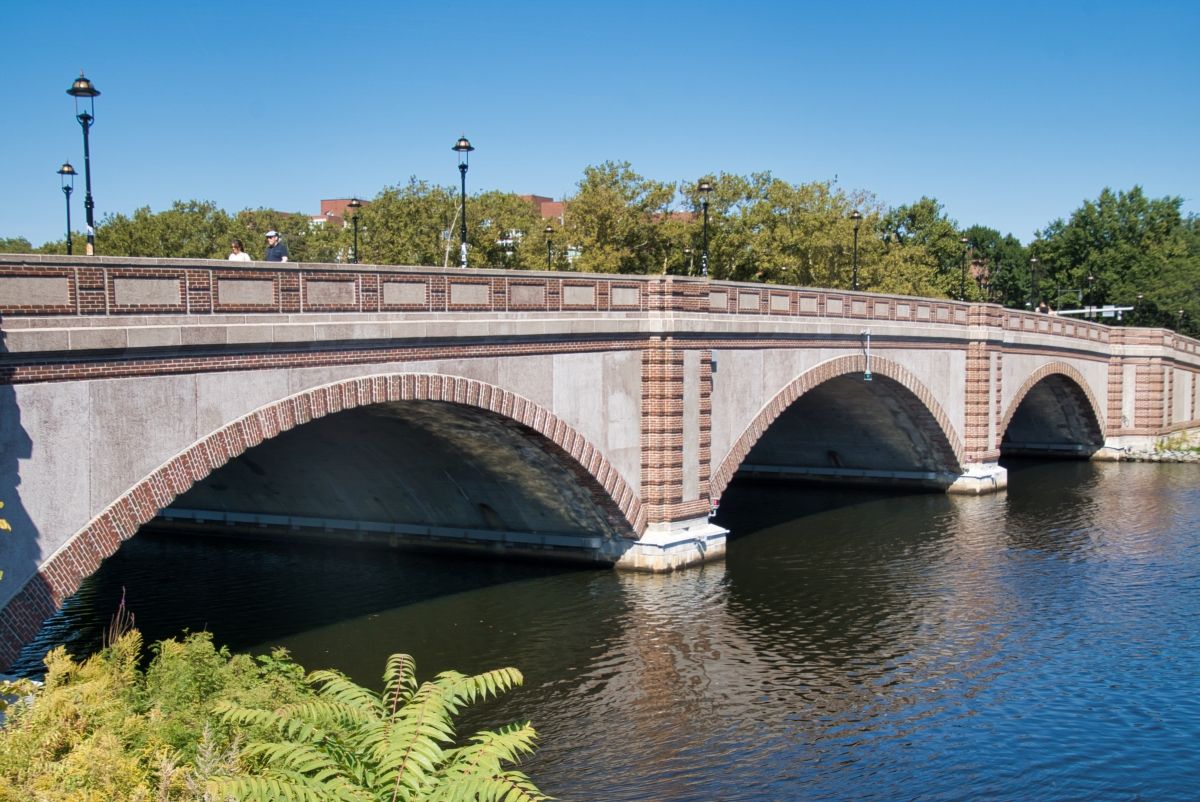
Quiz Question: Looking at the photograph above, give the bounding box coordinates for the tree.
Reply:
[212,654,548,802]
[99,200,237,259]
[880,197,965,299]
[961,225,1028,307]
[563,161,675,274]
[1036,187,1196,332]
[0,237,32,255]
[355,179,458,267]
[470,190,543,270]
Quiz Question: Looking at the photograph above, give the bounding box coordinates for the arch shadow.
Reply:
[711,355,965,502]
[0,373,643,670]
[0,322,44,673]
[999,363,1105,457]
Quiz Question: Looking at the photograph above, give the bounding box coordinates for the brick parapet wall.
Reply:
[11,255,1195,359]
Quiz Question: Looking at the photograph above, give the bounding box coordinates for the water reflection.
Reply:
[13,462,1200,801]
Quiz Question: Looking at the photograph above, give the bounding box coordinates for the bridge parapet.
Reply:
[7,254,1196,360]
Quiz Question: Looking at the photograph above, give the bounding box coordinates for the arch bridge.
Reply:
[2,254,1198,667]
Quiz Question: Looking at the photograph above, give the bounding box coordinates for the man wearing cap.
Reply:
[265,230,289,262]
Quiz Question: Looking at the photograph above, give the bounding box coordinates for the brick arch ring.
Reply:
[709,354,966,502]
[998,362,1107,446]
[3,373,643,656]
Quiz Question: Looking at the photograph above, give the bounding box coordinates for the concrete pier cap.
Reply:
[613,516,729,572]
[947,462,1009,495]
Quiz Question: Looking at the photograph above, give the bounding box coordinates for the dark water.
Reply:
[14,460,1200,801]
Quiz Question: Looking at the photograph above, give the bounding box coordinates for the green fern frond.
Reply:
[382,653,419,714]
[426,769,552,802]
[215,653,547,802]
[308,669,386,716]
[210,769,371,802]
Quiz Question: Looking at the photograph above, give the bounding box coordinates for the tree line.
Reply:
[4,163,1197,336]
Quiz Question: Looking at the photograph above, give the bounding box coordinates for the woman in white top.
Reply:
[228,239,252,261]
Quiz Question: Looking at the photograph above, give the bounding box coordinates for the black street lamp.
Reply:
[66,72,100,255]
[698,180,713,278]
[57,161,76,255]
[959,236,970,300]
[347,198,362,263]
[1087,274,1096,316]
[1029,256,1039,309]
[684,247,694,276]
[452,135,474,268]
[544,224,553,270]
[850,210,862,291]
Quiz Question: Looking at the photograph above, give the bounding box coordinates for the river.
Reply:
[12,458,1200,800]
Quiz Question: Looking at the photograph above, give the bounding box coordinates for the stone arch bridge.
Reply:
[2,254,1198,668]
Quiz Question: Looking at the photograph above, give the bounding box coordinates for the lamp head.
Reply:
[67,71,100,119]
[452,135,474,165]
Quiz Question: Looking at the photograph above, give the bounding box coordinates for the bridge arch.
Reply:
[711,354,965,501]
[10,373,642,645]
[1000,363,1106,456]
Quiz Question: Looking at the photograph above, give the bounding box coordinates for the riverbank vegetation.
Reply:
[0,624,548,801]
[2,166,1197,337]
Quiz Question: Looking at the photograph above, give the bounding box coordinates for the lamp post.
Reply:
[347,198,362,263]
[1087,274,1095,317]
[959,236,970,300]
[850,210,862,291]
[544,224,553,270]
[66,72,100,255]
[698,180,713,278]
[1029,256,1039,309]
[684,247,694,276]
[57,161,76,255]
[452,136,474,268]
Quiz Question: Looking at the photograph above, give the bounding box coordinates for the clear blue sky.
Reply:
[4,0,1197,248]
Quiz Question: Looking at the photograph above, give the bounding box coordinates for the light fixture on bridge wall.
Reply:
[698,179,714,278]
[544,224,554,270]
[347,198,362,264]
[56,161,76,255]
[452,135,474,268]
[850,209,863,291]
[66,72,100,256]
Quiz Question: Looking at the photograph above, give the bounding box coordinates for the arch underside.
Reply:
[160,401,633,551]
[1001,374,1104,457]
[736,373,963,491]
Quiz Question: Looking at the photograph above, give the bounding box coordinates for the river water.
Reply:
[13,459,1200,800]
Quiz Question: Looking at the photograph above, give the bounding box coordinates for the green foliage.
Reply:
[8,167,1197,326]
[1031,187,1199,335]
[880,197,968,299]
[211,653,549,802]
[0,631,547,802]
[563,161,676,274]
[0,237,33,254]
[0,630,322,801]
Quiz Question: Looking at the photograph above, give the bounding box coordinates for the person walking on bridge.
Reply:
[264,230,289,262]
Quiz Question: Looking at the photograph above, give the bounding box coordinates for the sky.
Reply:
[3,1,1197,248]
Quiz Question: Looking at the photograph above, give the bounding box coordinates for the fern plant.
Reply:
[211,653,550,802]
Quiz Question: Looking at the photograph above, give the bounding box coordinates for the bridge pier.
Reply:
[947,462,1009,495]
[613,516,728,572]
